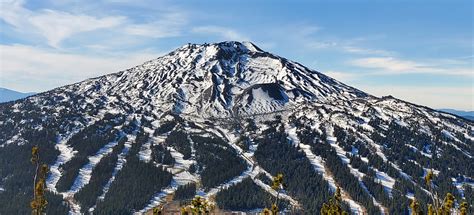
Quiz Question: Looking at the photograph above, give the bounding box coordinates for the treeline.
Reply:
[216,177,287,211]
[151,143,175,165]
[0,105,69,214]
[94,129,173,214]
[74,137,127,213]
[56,115,124,192]
[254,119,333,214]
[191,135,247,189]
[174,183,196,201]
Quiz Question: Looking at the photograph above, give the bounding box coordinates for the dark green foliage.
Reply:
[0,122,69,214]
[166,130,192,160]
[297,125,381,214]
[151,144,175,165]
[44,191,70,214]
[254,129,331,214]
[464,185,474,213]
[317,143,381,214]
[256,173,272,185]
[362,175,391,207]
[174,183,196,201]
[216,178,287,211]
[56,118,122,192]
[191,135,247,189]
[74,138,126,212]
[94,153,172,214]
[154,121,176,135]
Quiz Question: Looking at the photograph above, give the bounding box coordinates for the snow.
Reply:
[299,143,365,213]
[325,124,387,213]
[375,170,396,196]
[205,166,253,198]
[138,128,158,163]
[137,180,180,214]
[395,119,408,127]
[251,167,300,207]
[2,41,473,214]
[441,129,455,140]
[47,133,79,193]
[67,135,123,195]
[138,140,198,213]
[325,127,350,164]
[373,106,389,121]
[285,124,300,146]
[90,133,136,212]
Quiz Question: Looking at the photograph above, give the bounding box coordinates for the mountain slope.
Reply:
[0,87,35,103]
[439,109,474,121]
[0,41,472,214]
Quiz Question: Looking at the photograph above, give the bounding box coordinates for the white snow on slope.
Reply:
[326,124,386,214]
[67,134,123,195]
[375,170,396,196]
[89,134,136,213]
[47,131,80,193]
[138,127,157,163]
[299,143,365,214]
[139,143,198,213]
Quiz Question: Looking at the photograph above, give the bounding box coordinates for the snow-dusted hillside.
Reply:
[0,41,472,214]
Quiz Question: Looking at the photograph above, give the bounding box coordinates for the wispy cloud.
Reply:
[0,44,164,92]
[350,57,473,76]
[341,46,394,56]
[0,0,188,48]
[192,26,249,41]
[1,0,125,48]
[124,11,187,38]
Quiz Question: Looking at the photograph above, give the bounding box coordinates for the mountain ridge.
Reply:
[0,41,472,214]
[0,87,36,103]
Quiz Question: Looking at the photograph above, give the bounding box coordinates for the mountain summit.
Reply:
[0,41,472,214]
[66,41,365,117]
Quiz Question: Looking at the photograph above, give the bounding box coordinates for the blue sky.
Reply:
[0,0,472,110]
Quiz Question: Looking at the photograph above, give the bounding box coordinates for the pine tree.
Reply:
[459,202,468,215]
[262,173,285,214]
[320,187,348,215]
[30,146,49,215]
[181,196,215,214]
[410,198,422,215]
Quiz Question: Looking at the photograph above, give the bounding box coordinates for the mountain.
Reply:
[439,109,474,121]
[0,87,35,103]
[0,41,472,214]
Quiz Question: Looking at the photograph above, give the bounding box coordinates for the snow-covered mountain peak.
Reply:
[46,41,368,118]
[1,41,472,215]
[80,41,365,117]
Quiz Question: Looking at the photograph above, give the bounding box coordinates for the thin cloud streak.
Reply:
[350,57,473,76]
[0,0,125,48]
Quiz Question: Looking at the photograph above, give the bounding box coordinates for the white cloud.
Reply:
[30,10,125,48]
[342,46,394,56]
[350,57,473,76]
[0,44,164,92]
[0,0,188,48]
[192,26,249,41]
[0,0,125,48]
[124,12,187,38]
[358,85,473,110]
